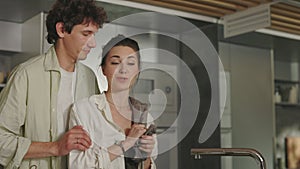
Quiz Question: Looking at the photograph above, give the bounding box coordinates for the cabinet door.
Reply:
[22,12,49,55]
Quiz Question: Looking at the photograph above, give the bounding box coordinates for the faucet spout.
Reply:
[191,148,267,169]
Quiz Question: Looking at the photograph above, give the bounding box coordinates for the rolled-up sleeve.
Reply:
[0,67,31,168]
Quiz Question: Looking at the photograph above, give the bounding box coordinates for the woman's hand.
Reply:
[123,124,146,149]
[138,134,156,155]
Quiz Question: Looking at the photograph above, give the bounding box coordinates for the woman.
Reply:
[68,35,156,169]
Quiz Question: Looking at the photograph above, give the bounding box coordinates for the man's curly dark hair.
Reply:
[46,0,107,44]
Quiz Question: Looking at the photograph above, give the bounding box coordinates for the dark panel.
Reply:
[177,23,221,169]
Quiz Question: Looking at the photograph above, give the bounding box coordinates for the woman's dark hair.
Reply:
[101,35,141,68]
[46,0,107,44]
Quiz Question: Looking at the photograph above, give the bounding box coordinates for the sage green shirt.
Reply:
[0,46,98,169]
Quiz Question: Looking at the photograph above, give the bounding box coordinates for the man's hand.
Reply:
[55,125,92,156]
[24,125,91,159]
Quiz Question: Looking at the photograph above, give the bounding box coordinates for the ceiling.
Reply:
[2,0,300,34]
[0,0,55,23]
[128,0,272,17]
[1,0,300,61]
[0,0,144,23]
[127,0,300,36]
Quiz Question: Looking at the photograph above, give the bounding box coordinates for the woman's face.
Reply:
[102,46,139,93]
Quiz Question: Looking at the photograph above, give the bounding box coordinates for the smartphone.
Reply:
[144,124,156,136]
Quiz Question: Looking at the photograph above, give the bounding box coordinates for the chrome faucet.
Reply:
[191,148,266,169]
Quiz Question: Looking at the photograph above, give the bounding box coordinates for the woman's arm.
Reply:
[68,103,146,168]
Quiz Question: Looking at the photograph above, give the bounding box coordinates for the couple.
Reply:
[0,0,156,168]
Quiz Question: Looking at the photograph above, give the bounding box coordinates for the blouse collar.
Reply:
[94,94,107,111]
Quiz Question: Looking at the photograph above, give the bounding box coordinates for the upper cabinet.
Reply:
[22,12,51,56]
[9,12,51,68]
[0,12,50,55]
[0,21,22,52]
[0,12,51,88]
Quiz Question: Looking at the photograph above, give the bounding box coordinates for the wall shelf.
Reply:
[276,102,300,108]
[274,79,299,104]
[275,79,300,84]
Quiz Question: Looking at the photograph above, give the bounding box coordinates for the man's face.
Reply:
[63,22,98,61]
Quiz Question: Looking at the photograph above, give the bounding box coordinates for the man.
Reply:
[0,0,107,168]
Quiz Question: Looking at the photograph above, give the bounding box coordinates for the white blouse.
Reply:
[68,94,156,169]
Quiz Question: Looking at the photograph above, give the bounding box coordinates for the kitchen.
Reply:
[1,0,300,169]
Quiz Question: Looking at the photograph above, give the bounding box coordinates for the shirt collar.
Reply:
[44,46,80,73]
[44,46,60,71]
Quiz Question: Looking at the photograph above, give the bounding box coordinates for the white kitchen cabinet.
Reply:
[0,21,22,52]
[22,12,51,55]
[11,12,51,68]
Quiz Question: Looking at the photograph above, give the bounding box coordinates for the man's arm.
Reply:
[24,125,91,159]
